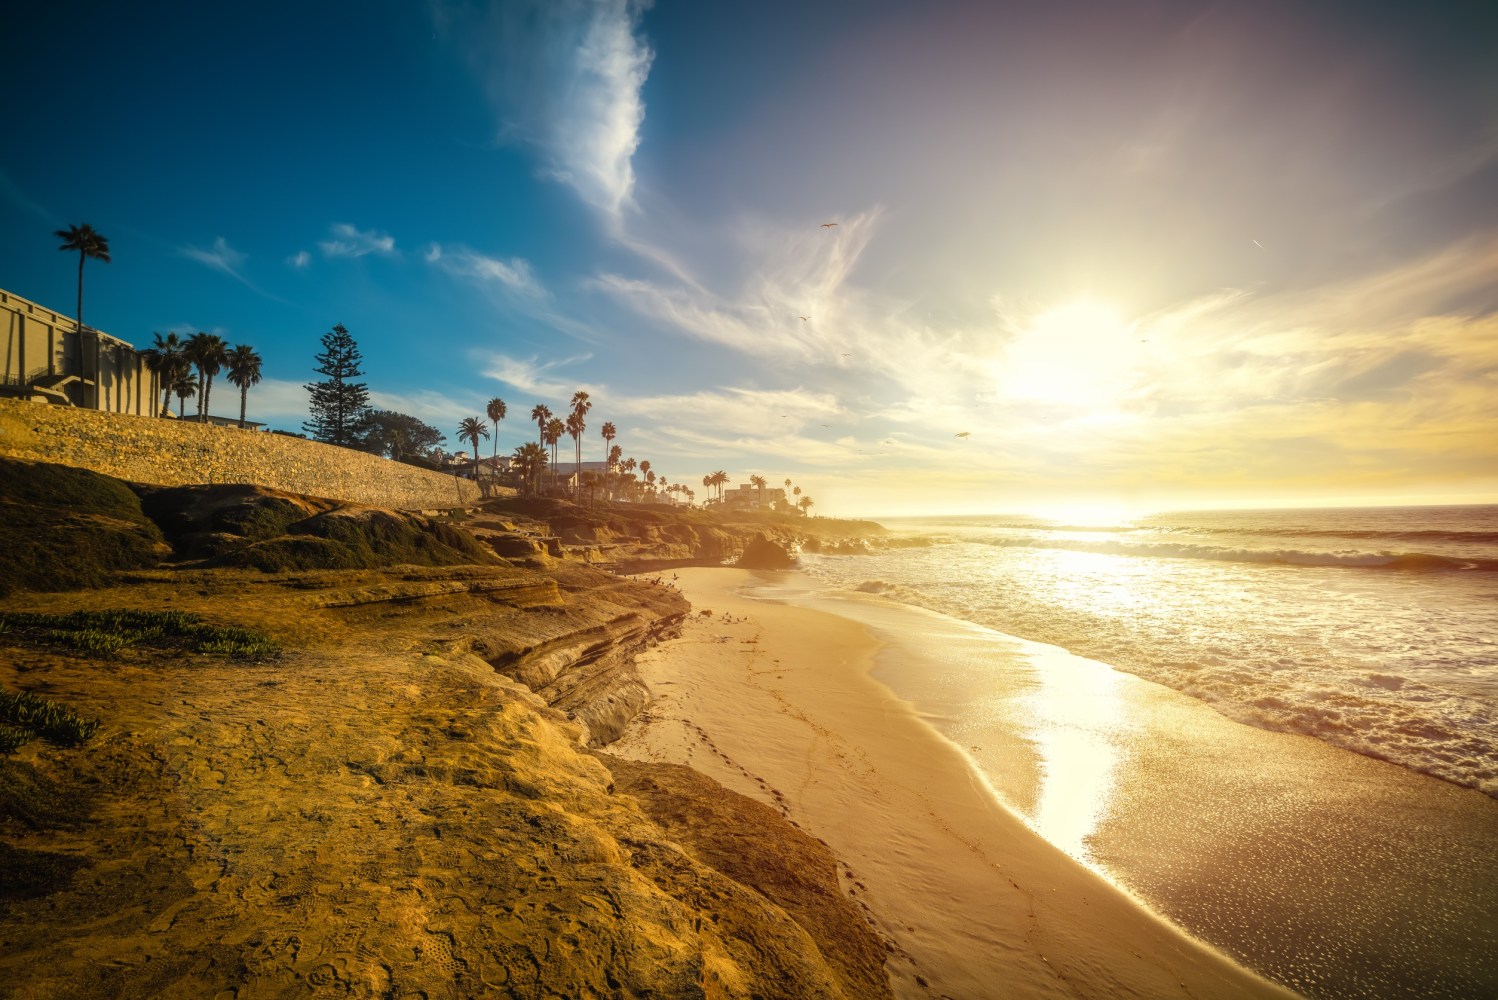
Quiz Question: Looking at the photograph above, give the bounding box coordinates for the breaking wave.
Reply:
[967,535,1498,572]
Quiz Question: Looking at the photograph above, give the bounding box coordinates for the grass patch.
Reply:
[0,689,102,749]
[0,609,280,661]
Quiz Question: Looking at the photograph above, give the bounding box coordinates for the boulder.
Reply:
[735,532,797,570]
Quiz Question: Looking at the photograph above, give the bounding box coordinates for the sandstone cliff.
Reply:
[0,460,893,998]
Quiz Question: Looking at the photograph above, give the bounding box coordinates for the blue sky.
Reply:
[3,0,1496,515]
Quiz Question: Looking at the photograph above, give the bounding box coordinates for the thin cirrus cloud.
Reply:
[286,250,311,269]
[181,236,249,282]
[318,223,397,258]
[180,237,281,300]
[426,244,545,299]
[478,351,597,400]
[434,0,652,227]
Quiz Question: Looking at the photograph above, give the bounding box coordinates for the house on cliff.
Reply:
[722,483,787,510]
[0,287,155,414]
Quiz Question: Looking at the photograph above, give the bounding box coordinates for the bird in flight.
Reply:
[955,431,971,438]
[1252,239,1265,250]
[799,315,810,321]
[821,222,839,228]
[841,352,851,357]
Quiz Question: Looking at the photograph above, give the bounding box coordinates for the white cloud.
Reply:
[318,223,397,258]
[428,244,545,298]
[182,237,248,282]
[286,250,310,269]
[244,378,312,425]
[478,352,597,399]
[436,0,653,226]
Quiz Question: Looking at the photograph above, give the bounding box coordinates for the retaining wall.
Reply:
[0,397,479,509]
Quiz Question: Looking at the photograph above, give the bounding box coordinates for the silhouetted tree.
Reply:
[54,223,110,336]
[225,344,262,428]
[458,417,489,480]
[303,324,369,446]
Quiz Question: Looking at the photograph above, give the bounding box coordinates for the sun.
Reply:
[997,298,1137,409]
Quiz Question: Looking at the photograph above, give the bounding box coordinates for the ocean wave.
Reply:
[967,535,1498,571]
[851,579,932,605]
[1159,525,1498,545]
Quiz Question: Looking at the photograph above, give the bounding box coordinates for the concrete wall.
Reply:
[0,287,155,415]
[0,397,480,510]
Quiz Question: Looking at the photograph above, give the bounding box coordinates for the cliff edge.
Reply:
[0,459,892,998]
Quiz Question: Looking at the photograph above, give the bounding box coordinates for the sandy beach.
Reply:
[611,568,1300,1000]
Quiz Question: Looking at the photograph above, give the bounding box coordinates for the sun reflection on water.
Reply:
[1022,645,1132,866]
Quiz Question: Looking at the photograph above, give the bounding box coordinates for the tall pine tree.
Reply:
[303,324,370,446]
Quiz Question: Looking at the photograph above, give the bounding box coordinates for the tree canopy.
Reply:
[356,409,445,462]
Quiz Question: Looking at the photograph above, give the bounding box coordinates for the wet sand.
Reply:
[780,582,1498,1000]
[611,568,1299,1000]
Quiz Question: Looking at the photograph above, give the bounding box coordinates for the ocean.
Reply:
[800,504,1498,798]
[782,504,1498,998]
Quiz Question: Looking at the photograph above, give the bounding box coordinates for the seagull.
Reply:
[1252,239,1265,250]
[799,315,810,321]
[821,222,839,228]
[841,352,851,357]
[955,432,971,438]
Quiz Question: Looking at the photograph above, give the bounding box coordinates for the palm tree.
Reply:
[798,495,814,516]
[545,417,564,489]
[486,398,507,464]
[458,417,489,480]
[183,332,228,419]
[511,442,548,494]
[565,411,585,496]
[710,470,729,503]
[606,443,622,500]
[600,421,616,467]
[531,404,552,449]
[173,371,198,417]
[225,344,262,428]
[570,390,592,425]
[142,331,183,417]
[54,224,111,338]
[750,474,767,506]
[568,391,591,494]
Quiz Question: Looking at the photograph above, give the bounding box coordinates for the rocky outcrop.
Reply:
[736,532,798,569]
[0,461,895,996]
[0,457,170,596]
[134,482,499,571]
[0,573,888,998]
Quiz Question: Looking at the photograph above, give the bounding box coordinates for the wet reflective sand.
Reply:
[774,585,1498,1000]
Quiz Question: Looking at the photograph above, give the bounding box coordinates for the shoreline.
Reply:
[611,567,1298,1000]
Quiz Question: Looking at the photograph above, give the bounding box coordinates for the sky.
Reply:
[2,0,1496,516]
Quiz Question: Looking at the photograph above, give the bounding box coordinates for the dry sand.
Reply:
[611,568,1300,1000]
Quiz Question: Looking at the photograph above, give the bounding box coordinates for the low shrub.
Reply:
[0,689,102,750]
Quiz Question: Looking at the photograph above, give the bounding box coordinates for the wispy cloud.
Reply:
[595,210,884,363]
[435,0,653,227]
[180,237,280,299]
[182,236,248,280]
[368,388,490,432]
[286,250,310,269]
[478,351,597,399]
[318,223,397,258]
[427,243,545,298]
